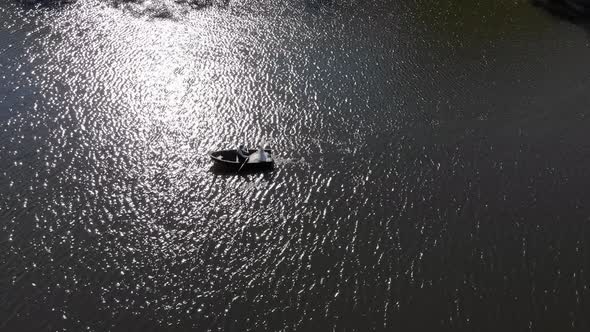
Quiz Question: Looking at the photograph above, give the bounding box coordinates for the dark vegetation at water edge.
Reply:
[14,0,354,19]
[111,0,230,10]
[17,0,229,9]
[107,0,232,18]
[533,0,590,19]
[15,0,590,22]
[18,0,74,6]
[16,0,231,18]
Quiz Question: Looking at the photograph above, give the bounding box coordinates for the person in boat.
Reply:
[237,144,250,161]
[248,145,270,163]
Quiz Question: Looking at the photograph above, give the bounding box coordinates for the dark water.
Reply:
[2,0,590,330]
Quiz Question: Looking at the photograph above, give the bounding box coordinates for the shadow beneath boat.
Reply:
[208,164,275,176]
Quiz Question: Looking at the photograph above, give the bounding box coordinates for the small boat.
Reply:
[209,148,274,172]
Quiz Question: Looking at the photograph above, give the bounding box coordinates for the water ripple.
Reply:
[2,0,590,331]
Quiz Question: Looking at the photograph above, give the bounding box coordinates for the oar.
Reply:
[238,155,249,172]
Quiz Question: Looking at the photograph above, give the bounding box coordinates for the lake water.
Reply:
[2,0,590,330]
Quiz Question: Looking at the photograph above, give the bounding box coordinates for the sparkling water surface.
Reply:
[2,0,590,330]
